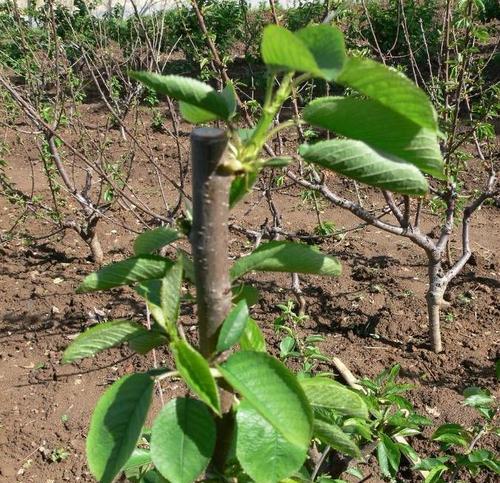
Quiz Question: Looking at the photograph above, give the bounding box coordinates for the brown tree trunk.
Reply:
[190,128,234,471]
[88,230,104,266]
[190,127,233,357]
[426,254,447,353]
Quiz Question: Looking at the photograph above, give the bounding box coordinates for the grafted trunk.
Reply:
[426,254,448,353]
[88,229,104,266]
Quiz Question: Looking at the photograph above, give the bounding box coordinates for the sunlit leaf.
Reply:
[218,351,312,448]
[130,72,231,121]
[236,400,307,482]
[230,241,341,280]
[172,340,221,415]
[239,318,267,352]
[87,374,154,483]
[300,139,428,195]
[337,57,438,132]
[63,320,150,363]
[151,398,215,483]
[77,255,174,293]
[216,300,250,352]
[313,419,360,457]
[133,227,180,255]
[295,24,346,81]
[303,97,444,179]
[300,377,369,419]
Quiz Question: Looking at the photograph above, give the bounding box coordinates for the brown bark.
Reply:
[190,127,233,357]
[190,127,234,471]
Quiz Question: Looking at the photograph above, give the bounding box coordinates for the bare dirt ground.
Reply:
[0,104,498,482]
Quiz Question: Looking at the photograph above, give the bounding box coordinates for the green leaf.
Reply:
[218,351,313,448]
[128,330,168,354]
[216,300,250,352]
[140,470,168,483]
[134,258,182,335]
[432,424,471,447]
[236,400,308,483]
[62,320,150,363]
[87,374,154,483]
[220,81,237,119]
[232,284,260,307]
[337,57,438,132]
[172,340,221,415]
[313,419,360,457]
[463,386,494,408]
[122,448,152,472]
[151,398,215,483]
[130,72,231,121]
[380,434,401,475]
[261,25,345,81]
[300,140,428,196]
[160,258,183,335]
[77,255,174,293]
[423,465,448,483]
[468,449,493,464]
[303,97,444,179]
[230,241,341,280]
[382,436,402,476]
[135,279,165,328]
[239,318,267,352]
[230,170,258,208]
[261,25,319,76]
[179,102,220,124]
[377,438,391,478]
[294,25,346,81]
[300,377,369,419]
[133,227,180,255]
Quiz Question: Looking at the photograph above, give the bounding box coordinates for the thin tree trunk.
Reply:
[426,255,446,353]
[190,127,234,471]
[190,127,232,357]
[88,230,104,266]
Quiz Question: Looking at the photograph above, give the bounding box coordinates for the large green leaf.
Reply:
[377,434,401,478]
[62,320,150,363]
[77,255,174,293]
[261,25,345,81]
[300,377,369,419]
[171,340,221,415]
[261,25,319,76]
[216,300,250,352]
[130,72,233,121]
[236,400,307,482]
[303,97,444,179]
[230,241,341,280]
[151,398,216,483]
[239,318,267,352]
[313,419,360,457]
[218,351,313,448]
[337,57,438,132]
[300,140,428,195]
[179,102,220,124]
[161,258,183,335]
[87,374,154,483]
[133,227,180,255]
[295,25,346,81]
